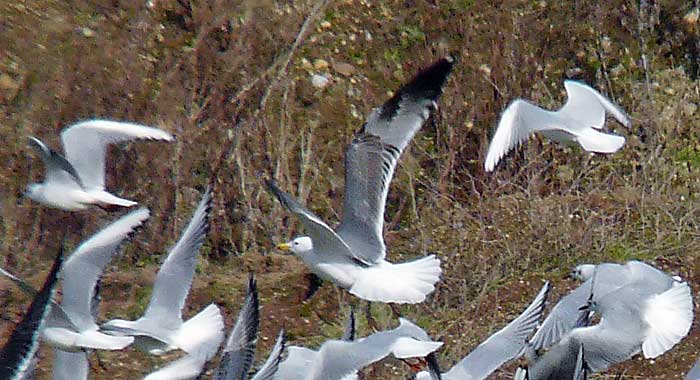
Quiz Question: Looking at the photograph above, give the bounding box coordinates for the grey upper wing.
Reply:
[143,189,211,327]
[214,273,259,380]
[61,208,149,330]
[251,330,286,380]
[60,119,174,190]
[0,247,63,380]
[28,137,83,188]
[337,57,454,264]
[265,180,354,261]
[529,281,592,350]
[443,282,550,380]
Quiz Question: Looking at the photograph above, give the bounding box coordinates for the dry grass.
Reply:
[1,0,700,379]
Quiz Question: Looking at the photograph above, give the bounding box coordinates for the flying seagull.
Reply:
[8,207,150,353]
[413,282,550,380]
[0,245,63,380]
[26,119,174,210]
[530,260,679,350]
[101,188,224,358]
[522,280,693,379]
[274,318,443,380]
[267,57,454,303]
[484,80,630,172]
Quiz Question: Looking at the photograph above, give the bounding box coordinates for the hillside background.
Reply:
[1,0,700,379]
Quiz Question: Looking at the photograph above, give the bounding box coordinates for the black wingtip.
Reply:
[426,351,443,380]
[381,56,455,120]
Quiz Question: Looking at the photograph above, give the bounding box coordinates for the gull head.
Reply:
[276,236,313,255]
[570,264,596,281]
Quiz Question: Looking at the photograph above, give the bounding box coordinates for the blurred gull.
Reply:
[27,119,174,210]
[414,282,549,380]
[521,279,693,379]
[267,57,454,304]
[530,260,680,350]
[102,189,224,359]
[484,81,630,172]
[39,208,151,352]
[274,318,443,380]
[687,359,700,380]
[0,246,63,380]
[212,274,286,380]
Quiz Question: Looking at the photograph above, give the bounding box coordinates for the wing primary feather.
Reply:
[0,245,64,380]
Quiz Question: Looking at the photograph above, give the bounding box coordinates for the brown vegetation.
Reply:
[1,0,700,379]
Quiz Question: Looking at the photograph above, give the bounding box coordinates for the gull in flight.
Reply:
[144,274,285,380]
[530,260,681,351]
[521,278,693,378]
[27,119,174,210]
[0,245,63,380]
[267,57,454,304]
[484,80,630,172]
[274,318,443,380]
[102,188,224,359]
[413,281,550,380]
[42,208,150,352]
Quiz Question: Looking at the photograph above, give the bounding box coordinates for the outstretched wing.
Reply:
[560,81,631,129]
[484,100,564,172]
[143,189,211,327]
[213,274,259,380]
[443,282,550,380]
[337,57,454,264]
[61,119,174,190]
[250,330,286,380]
[61,208,149,330]
[266,180,355,262]
[28,136,83,188]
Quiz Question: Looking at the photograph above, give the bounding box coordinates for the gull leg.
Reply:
[302,272,323,302]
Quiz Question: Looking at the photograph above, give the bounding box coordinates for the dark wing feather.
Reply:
[0,245,64,380]
[213,273,260,380]
[28,136,84,187]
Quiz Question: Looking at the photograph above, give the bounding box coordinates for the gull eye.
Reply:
[294,242,299,246]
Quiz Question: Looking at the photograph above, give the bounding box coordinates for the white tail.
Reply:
[350,255,441,304]
[173,304,224,358]
[576,128,625,153]
[642,282,694,358]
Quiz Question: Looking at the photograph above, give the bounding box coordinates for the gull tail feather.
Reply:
[88,190,137,208]
[174,304,224,357]
[349,255,441,304]
[576,128,625,153]
[642,282,693,358]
